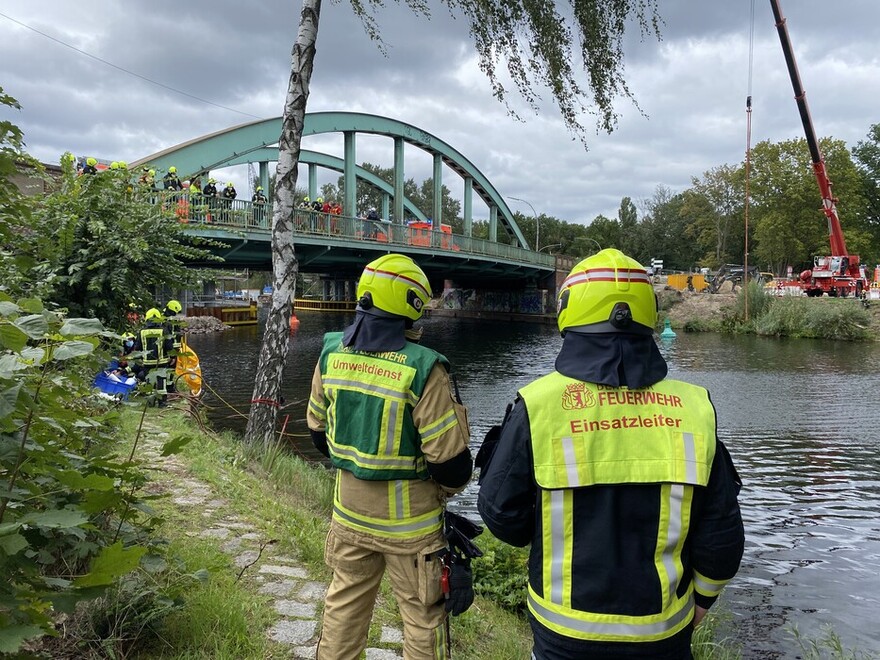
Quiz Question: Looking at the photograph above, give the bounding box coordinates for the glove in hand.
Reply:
[445,557,474,616]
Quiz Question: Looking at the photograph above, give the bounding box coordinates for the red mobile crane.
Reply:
[770,0,868,298]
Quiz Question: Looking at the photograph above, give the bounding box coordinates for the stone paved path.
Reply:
[140,420,404,659]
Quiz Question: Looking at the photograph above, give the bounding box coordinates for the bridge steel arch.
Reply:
[131,112,528,249]
[221,148,429,224]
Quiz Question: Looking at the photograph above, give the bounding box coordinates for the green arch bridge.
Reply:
[132,112,557,288]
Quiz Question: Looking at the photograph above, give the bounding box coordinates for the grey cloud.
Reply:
[1,0,878,224]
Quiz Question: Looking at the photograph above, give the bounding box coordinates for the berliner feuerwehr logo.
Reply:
[562,382,595,410]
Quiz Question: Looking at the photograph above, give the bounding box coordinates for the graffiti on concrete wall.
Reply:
[440,288,549,314]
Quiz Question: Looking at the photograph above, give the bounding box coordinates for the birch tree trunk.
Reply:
[244,0,322,448]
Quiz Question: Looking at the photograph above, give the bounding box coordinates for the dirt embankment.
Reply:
[658,288,735,328]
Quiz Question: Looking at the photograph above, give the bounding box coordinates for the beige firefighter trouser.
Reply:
[317,529,448,660]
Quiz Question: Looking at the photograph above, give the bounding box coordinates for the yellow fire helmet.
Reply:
[356,254,432,321]
[557,248,657,336]
[86,157,97,167]
[168,166,177,174]
[144,308,164,322]
[165,299,182,314]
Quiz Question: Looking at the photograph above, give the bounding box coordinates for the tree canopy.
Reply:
[2,144,223,330]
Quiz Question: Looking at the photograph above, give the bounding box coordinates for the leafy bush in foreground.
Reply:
[0,299,163,653]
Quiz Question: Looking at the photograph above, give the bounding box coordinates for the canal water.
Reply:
[190,311,880,658]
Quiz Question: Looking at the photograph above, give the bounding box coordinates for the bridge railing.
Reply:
[165,194,554,267]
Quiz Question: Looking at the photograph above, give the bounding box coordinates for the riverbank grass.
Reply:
[789,624,879,660]
[118,406,535,658]
[664,284,875,340]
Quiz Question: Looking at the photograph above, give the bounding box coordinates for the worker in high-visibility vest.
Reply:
[308,254,473,660]
[477,248,744,659]
[132,307,174,403]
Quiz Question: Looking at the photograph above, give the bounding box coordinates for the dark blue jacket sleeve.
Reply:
[689,438,745,609]
[476,399,536,547]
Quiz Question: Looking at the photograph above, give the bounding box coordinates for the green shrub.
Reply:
[0,299,176,653]
[755,297,871,340]
[472,533,529,614]
[718,283,772,333]
[683,316,722,333]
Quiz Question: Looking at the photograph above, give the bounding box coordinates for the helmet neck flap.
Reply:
[555,332,668,389]
[342,306,407,352]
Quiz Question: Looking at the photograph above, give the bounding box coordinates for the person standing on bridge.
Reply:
[251,185,267,227]
[163,166,181,192]
[308,253,474,660]
[329,200,342,233]
[310,196,324,232]
[202,178,218,223]
[221,181,237,223]
[477,248,744,660]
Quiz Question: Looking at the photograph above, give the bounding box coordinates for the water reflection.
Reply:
[192,315,880,657]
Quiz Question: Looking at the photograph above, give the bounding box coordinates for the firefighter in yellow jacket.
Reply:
[477,249,744,659]
[308,254,473,660]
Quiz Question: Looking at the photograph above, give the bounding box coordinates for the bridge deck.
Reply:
[170,195,556,285]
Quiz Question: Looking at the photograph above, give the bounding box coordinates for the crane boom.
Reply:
[769,0,848,257]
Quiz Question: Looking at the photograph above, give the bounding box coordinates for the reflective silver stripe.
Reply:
[329,443,417,470]
[308,397,326,419]
[549,490,566,604]
[333,504,441,534]
[394,480,404,519]
[693,573,725,596]
[420,409,458,443]
[529,591,694,638]
[368,266,431,299]
[682,432,697,483]
[385,401,400,455]
[561,436,578,487]
[562,268,651,289]
[323,377,409,401]
[661,485,684,606]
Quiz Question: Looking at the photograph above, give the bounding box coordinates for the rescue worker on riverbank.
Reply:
[162,299,185,356]
[477,248,744,660]
[308,253,473,660]
[132,307,174,404]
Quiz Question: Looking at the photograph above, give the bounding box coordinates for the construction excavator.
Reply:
[770,0,869,298]
[706,265,766,294]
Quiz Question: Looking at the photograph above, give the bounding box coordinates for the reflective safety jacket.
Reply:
[521,373,716,644]
[136,323,172,367]
[310,332,470,546]
[478,371,743,656]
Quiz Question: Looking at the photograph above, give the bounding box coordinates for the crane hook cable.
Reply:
[744,0,757,321]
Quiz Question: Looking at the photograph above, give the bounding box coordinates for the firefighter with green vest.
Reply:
[132,307,174,402]
[162,299,185,355]
[308,254,473,660]
[477,249,744,659]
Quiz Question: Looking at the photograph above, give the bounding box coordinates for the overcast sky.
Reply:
[1,0,878,225]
